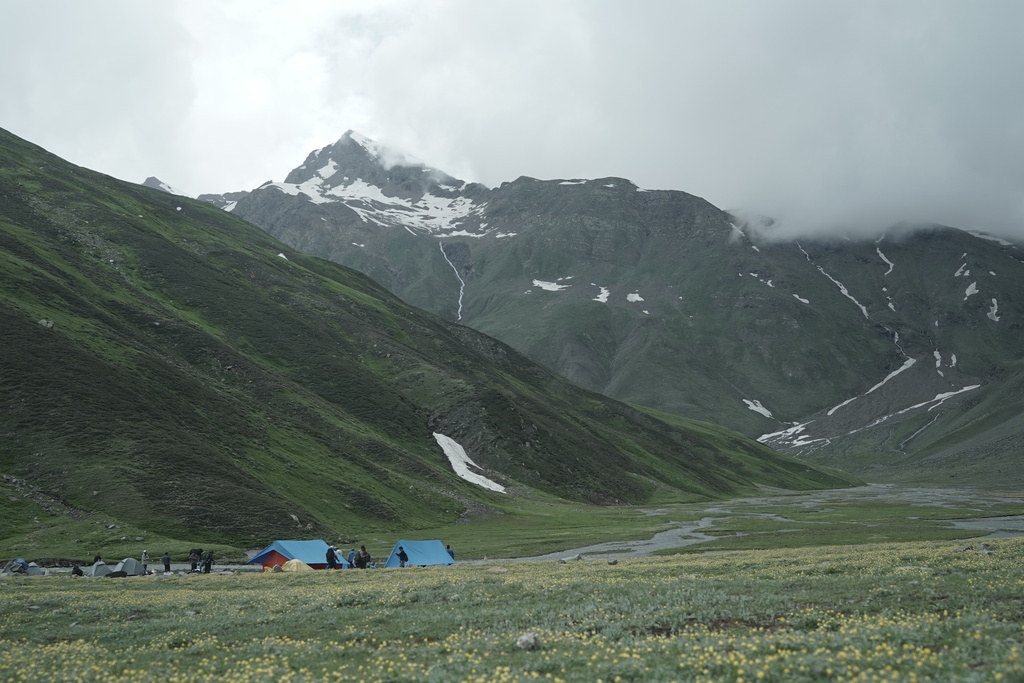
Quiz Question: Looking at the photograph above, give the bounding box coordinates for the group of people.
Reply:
[326,545,373,569]
[324,543,456,569]
[187,549,215,573]
[139,550,172,574]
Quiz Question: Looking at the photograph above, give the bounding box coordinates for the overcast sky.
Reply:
[3,0,1024,239]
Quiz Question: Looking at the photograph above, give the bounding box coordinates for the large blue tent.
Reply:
[383,540,455,568]
[248,540,350,570]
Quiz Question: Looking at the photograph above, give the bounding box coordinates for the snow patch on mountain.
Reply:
[964,282,979,300]
[819,267,868,318]
[799,244,869,318]
[758,422,825,448]
[627,292,644,302]
[793,294,810,304]
[988,299,1001,321]
[761,382,981,451]
[968,231,1016,247]
[592,285,610,303]
[533,279,570,292]
[743,399,774,418]
[905,385,981,413]
[877,248,894,275]
[267,169,484,235]
[433,433,505,493]
[827,358,916,416]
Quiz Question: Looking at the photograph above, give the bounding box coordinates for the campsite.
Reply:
[4,486,1024,681]
[0,537,1022,681]
[3,489,1024,680]
[246,539,455,572]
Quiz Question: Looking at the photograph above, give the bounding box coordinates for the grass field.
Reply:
[5,484,1024,567]
[1,536,1022,681]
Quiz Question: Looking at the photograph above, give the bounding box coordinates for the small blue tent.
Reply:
[383,540,455,568]
[248,540,351,570]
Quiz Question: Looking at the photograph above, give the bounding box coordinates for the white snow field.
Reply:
[433,433,505,493]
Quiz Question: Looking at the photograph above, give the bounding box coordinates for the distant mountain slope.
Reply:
[0,127,857,548]
[222,131,1024,484]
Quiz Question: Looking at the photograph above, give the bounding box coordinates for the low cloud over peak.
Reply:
[2,1,1022,241]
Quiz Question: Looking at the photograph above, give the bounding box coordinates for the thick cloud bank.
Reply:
[2,1,1022,240]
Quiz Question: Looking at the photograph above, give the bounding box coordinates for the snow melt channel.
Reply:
[433,433,506,493]
[438,241,465,321]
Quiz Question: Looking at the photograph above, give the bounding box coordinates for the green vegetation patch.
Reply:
[0,538,1022,681]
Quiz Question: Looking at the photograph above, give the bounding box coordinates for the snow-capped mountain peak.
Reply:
[263,132,490,235]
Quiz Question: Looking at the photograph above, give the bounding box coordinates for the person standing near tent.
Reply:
[202,549,213,573]
[162,551,171,573]
[397,546,409,568]
[347,548,356,566]
[141,550,150,573]
[358,545,370,569]
[326,546,338,569]
[447,545,455,560]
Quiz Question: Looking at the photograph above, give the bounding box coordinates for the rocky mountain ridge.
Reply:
[210,131,1024,485]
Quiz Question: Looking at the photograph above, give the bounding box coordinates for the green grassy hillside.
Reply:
[0,128,859,552]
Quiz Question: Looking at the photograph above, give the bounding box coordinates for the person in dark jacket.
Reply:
[358,545,370,569]
[162,552,172,573]
[326,546,338,569]
[397,546,409,568]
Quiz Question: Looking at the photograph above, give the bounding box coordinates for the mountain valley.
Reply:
[0,128,859,554]
[197,131,1024,486]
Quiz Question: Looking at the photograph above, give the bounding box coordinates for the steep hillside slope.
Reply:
[222,131,1024,483]
[0,128,858,548]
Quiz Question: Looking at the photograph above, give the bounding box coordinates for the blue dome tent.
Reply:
[383,540,455,568]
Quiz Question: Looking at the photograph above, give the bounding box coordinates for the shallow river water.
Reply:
[509,483,1024,562]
